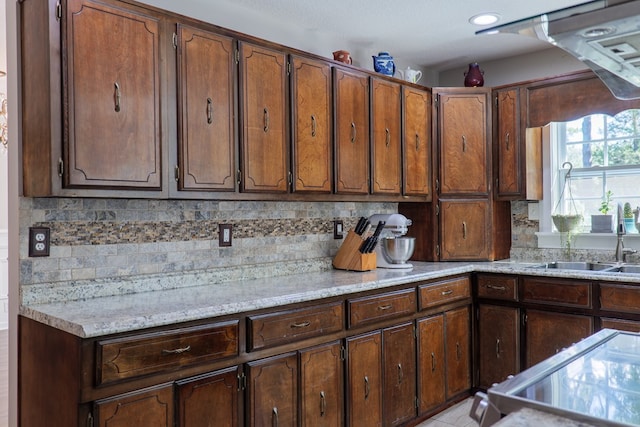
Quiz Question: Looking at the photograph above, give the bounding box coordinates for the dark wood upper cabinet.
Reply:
[290,55,333,193]
[63,0,162,190]
[334,67,370,195]
[239,42,289,193]
[437,90,490,196]
[176,24,236,192]
[439,199,491,261]
[403,86,432,198]
[371,78,401,195]
[494,88,521,199]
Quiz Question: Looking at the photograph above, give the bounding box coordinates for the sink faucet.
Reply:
[616,203,638,262]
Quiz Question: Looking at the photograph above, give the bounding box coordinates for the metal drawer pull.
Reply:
[505,132,510,150]
[364,376,370,399]
[311,115,317,137]
[441,289,453,296]
[496,338,501,358]
[456,343,461,360]
[291,321,311,328]
[272,407,278,427]
[320,391,326,416]
[264,107,270,132]
[377,304,393,311]
[415,133,420,151]
[431,352,436,372]
[487,284,506,291]
[207,97,213,124]
[462,135,467,152]
[162,345,191,355]
[114,82,121,112]
[350,122,357,143]
[462,221,467,239]
[385,128,390,147]
[397,363,403,384]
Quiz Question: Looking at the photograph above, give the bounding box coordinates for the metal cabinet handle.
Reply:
[397,363,403,384]
[415,133,420,151]
[431,352,436,372]
[496,338,501,358]
[320,391,326,416]
[350,122,357,143]
[114,82,121,112]
[377,304,393,311]
[291,321,310,328]
[264,107,270,132]
[364,376,370,399]
[487,284,506,291]
[272,407,278,427]
[441,289,453,296]
[462,135,467,152]
[385,128,390,147]
[505,132,510,151]
[161,345,191,355]
[207,97,213,124]
[311,115,317,137]
[462,221,467,239]
[456,343,461,361]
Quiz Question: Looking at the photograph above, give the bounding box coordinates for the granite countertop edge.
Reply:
[19,260,640,338]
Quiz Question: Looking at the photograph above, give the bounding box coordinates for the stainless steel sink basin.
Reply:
[531,261,618,271]
[612,264,640,274]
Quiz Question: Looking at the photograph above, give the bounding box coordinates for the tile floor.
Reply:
[416,398,477,427]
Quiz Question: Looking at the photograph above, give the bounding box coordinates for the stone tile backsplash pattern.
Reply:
[19,197,397,289]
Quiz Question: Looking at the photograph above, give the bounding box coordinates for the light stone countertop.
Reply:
[19,260,640,338]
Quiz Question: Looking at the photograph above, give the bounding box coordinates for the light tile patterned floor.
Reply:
[416,398,477,427]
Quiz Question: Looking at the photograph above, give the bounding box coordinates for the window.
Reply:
[550,110,640,233]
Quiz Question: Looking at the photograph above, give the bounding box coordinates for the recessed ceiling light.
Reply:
[469,13,501,26]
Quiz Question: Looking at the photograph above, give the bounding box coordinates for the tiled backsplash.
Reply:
[19,197,396,292]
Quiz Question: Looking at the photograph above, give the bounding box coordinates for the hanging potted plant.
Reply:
[591,190,613,233]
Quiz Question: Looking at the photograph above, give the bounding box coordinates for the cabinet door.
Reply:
[439,199,490,260]
[334,68,370,194]
[371,78,401,195]
[239,42,289,193]
[383,323,416,426]
[437,90,489,196]
[93,384,173,427]
[291,55,332,193]
[494,89,521,199]
[176,24,236,191]
[300,341,344,427]
[176,366,240,427]
[445,306,470,399]
[477,305,519,389]
[346,331,382,427]
[64,0,162,189]
[525,310,593,368]
[403,87,431,197]
[417,315,445,414]
[247,353,298,427]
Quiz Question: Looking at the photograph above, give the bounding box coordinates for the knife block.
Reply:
[332,230,377,272]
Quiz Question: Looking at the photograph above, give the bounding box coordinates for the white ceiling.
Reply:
[172,0,589,72]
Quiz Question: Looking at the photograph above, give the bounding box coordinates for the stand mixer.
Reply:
[368,213,414,269]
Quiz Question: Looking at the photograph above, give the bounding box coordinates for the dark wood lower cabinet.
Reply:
[247,353,298,427]
[417,315,445,414]
[525,309,593,368]
[346,331,383,427]
[93,383,174,427]
[444,307,471,399]
[383,323,417,427]
[176,366,241,427]
[477,305,519,389]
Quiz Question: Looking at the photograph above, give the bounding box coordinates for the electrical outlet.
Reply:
[29,227,50,257]
[334,220,344,239]
[219,224,232,247]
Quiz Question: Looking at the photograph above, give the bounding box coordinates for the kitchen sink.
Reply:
[611,264,640,274]
[530,261,618,271]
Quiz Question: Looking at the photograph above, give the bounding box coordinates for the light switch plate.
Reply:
[219,224,232,247]
[29,227,50,257]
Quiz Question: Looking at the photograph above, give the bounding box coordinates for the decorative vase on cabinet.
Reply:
[464,63,484,87]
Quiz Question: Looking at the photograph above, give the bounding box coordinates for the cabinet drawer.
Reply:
[477,275,517,301]
[248,302,344,350]
[348,288,416,328]
[600,283,640,314]
[419,277,470,310]
[97,320,239,385]
[522,277,591,308]
[601,317,640,333]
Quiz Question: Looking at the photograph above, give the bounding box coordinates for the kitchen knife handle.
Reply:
[114,82,121,112]
[264,107,270,132]
[207,97,213,124]
[385,128,390,147]
[311,115,317,137]
[350,122,357,143]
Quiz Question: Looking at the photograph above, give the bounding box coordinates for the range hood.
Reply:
[477,0,640,100]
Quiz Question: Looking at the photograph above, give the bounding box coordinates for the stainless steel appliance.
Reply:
[472,329,640,426]
[367,213,414,269]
